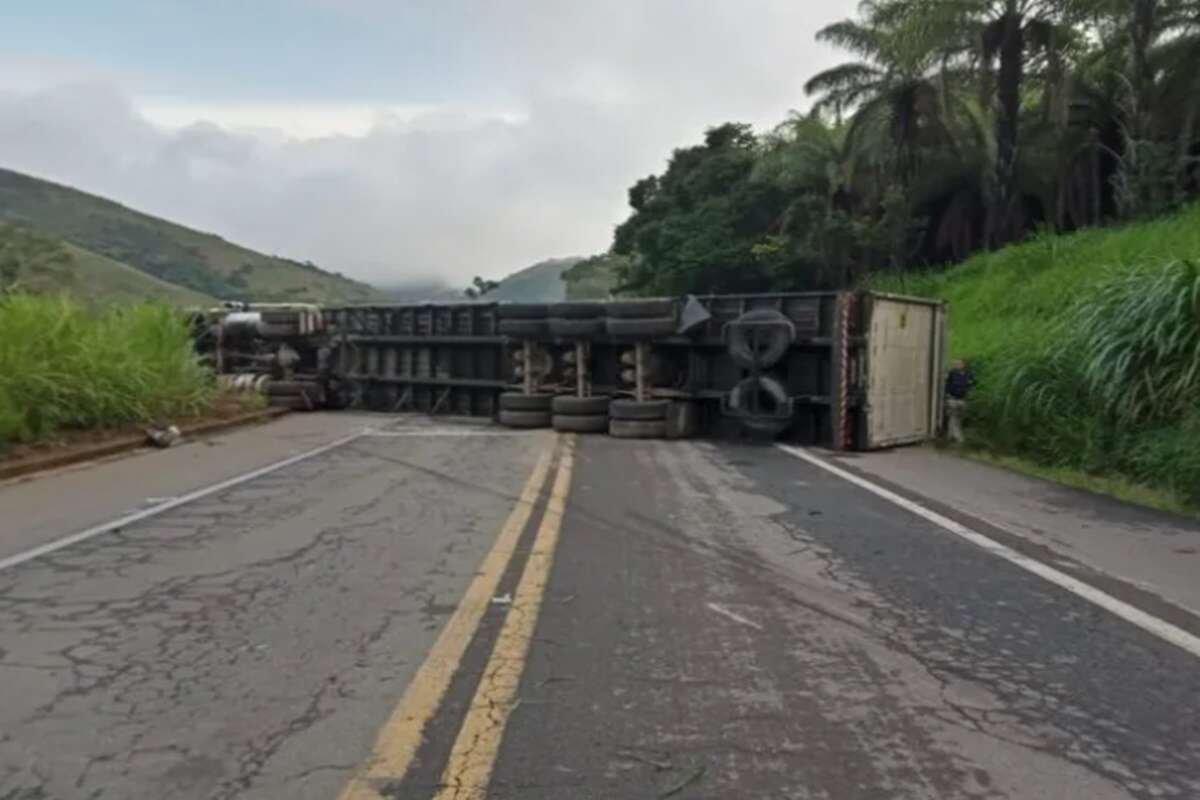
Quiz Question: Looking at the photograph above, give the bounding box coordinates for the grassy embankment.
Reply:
[875,205,1200,514]
[0,293,215,447]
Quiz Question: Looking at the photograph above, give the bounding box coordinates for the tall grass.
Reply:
[0,294,214,444]
[872,204,1200,505]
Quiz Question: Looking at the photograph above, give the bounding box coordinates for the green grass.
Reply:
[0,167,386,303]
[953,447,1199,518]
[873,204,1200,508]
[0,293,215,445]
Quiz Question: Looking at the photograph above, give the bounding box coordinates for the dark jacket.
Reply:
[946,367,975,400]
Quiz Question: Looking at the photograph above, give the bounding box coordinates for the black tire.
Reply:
[610,399,669,421]
[552,395,611,416]
[728,375,793,438]
[549,302,605,319]
[727,374,790,415]
[498,319,549,338]
[496,304,550,320]
[552,414,609,433]
[605,299,675,319]
[499,392,555,412]
[609,419,667,439]
[499,409,552,428]
[726,309,795,369]
[549,317,606,338]
[606,316,678,340]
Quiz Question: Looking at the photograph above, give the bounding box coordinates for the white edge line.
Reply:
[706,602,765,631]
[776,444,1200,661]
[365,431,526,437]
[0,428,372,573]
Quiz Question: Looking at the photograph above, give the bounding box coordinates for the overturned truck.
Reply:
[194,291,947,450]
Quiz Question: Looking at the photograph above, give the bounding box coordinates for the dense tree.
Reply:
[598,0,1200,296]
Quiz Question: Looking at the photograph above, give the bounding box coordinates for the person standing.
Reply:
[945,359,974,444]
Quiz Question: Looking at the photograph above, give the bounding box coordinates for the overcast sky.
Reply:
[0,0,859,286]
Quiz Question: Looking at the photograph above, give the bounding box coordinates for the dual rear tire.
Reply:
[551,394,610,433]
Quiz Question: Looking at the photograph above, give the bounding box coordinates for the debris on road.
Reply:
[144,424,182,448]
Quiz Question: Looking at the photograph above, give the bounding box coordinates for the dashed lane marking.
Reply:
[778,444,1200,661]
[337,433,559,800]
[432,435,577,800]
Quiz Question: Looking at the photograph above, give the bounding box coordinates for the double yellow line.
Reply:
[338,433,575,800]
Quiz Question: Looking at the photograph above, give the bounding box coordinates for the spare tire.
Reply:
[610,399,669,421]
[549,317,606,338]
[606,317,678,340]
[609,419,667,439]
[552,395,611,416]
[552,414,609,433]
[497,304,550,320]
[725,309,795,369]
[605,299,675,319]
[499,409,552,428]
[727,374,790,415]
[549,302,605,319]
[499,319,549,338]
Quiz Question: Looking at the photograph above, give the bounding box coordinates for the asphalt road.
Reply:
[1,415,1198,799]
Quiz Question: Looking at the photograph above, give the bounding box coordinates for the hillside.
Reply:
[0,225,215,306]
[876,205,1200,509]
[380,257,585,303]
[0,168,384,303]
[486,257,582,302]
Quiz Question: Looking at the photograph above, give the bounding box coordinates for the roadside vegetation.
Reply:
[598,1,1200,296]
[0,293,214,446]
[876,204,1200,507]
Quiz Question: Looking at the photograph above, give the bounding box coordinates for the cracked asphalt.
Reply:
[2,416,1199,799]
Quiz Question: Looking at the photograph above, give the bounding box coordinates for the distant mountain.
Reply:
[379,257,585,304]
[0,224,215,306]
[487,257,582,302]
[0,168,386,304]
[378,279,457,303]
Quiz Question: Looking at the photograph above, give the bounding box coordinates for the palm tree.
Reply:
[870,0,1087,243]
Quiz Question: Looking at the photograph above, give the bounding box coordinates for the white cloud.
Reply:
[0,1,858,287]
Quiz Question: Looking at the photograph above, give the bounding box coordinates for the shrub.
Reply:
[0,294,214,442]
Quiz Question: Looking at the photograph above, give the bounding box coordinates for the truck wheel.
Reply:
[499,392,555,412]
[605,300,675,319]
[610,399,669,421]
[549,302,605,319]
[499,319,550,338]
[499,410,552,428]
[549,317,606,338]
[551,395,611,416]
[725,309,795,369]
[609,419,667,439]
[552,414,609,433]
[606,317,677,340]
[497,304,550,319]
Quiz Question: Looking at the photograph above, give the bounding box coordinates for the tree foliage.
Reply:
[598,0,1200,295]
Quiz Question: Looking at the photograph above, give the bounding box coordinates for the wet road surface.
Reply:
[1,416,1197,799]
